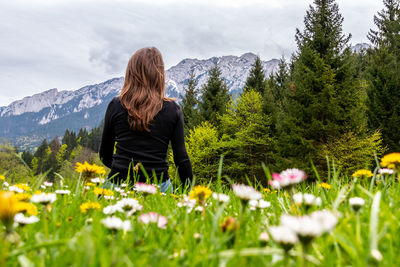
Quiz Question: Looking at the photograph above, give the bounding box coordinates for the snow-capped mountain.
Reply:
[0,52,279,149]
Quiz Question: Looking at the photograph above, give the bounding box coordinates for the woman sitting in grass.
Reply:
[99,47,192,192]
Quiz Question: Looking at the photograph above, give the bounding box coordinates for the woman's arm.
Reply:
[99,99,116,169]
[171,105,193,186]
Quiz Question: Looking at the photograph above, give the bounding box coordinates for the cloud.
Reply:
[0,0,384,106]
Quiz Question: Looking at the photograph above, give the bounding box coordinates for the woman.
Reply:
[99,47,192,191]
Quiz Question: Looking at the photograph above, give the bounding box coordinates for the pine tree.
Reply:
[199,64,230,124]
[244,56,266,94]
[279,0,368,170]
[180,69,201,135]
[366,0,400,152]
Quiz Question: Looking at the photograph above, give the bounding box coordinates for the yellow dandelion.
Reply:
[189,185,212,204]
[0,191,20,229]
[15,193,32,201]
[33,190,42,195]
[169,193,180,199]
[85,182,96,187]
[0,175,5,181]
[380,153,400,170]
[352,169,374,178]
[15,183,31,192]
[93,187,114,196]
[263,188,271,193]
[16,202,38,216]
[318,183,331,190]
[80,201,101,213]
[75,161,106,180]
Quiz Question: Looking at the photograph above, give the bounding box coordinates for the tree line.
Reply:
[177,0,399,183]
[17,0,400,184]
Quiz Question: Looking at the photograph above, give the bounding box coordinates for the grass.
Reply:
[1,162,399,267]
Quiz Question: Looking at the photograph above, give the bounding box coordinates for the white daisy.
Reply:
[30,193,57,204]
[134,183,158,195]
[232,184,262,201]
[212,193,230,203]
[138,212,167,229]
[101,216,132,231]
[14,213,39,225]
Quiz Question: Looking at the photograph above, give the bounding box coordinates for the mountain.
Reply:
[0,53,279,150]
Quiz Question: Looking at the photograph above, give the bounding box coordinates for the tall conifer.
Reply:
[279,0,368,169]
[180,69,201,135]
[244,56,266,95]
[199,64,230,124]
[366,0,400,152]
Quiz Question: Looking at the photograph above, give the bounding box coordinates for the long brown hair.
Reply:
[120,47,172,131]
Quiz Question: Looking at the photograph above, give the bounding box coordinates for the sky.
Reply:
[0,0,384,107]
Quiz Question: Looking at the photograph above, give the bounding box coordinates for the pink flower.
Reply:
[138,212,167,229]
[269,168,307,189]
[134,183,158,195]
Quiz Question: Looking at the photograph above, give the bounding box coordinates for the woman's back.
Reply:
[99,96,192,184]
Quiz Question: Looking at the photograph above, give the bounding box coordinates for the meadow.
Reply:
[1,153,400,267]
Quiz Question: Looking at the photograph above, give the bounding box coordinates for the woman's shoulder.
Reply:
[163,98,180,111]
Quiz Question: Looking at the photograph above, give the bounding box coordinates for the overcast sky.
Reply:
[0,0,384,107]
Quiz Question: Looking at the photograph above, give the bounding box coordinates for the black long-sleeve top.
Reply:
[99,96,193,185]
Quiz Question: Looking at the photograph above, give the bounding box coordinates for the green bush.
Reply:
[321,130,386,175]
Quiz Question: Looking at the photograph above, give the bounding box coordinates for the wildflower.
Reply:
[93,187,114,196]
[43,181,53,187]
[193,233,201,239]
[318,183,331,189]
[280,215,323,244]
[380,152,400,170]
[138,212,167,229]
[349,197,365,212]
[309,210,338,232]
[80,201,101,213]
[8,186,24,194]
[55,190,71,195]
[221,217,239,233]
[14,213,39,225]
[232,184,262,203]
[15,183,31,192]
[378,168,394,175]
[177,195,196,209]
[15,193,32,201]
[292,193,321,207]
[116,198,143,216]
[0,192,20,230]
[190,186,212,204]
[264,188,271,193]
[352,169,373,178]
[249,199,271,210]
[16,202,38,216]
[212,193,230,203]
[259,232,270,245]
[269,168,307,189]
[370,249,383,262]
[133,183,158,195]
[0,175,5,181]
[75,161,106,180]
[103,204,123,215]
[90,177,105,184]
[30,193,57,205]
[101,216,132,231]
[170,193,180,199]
[85,182,96,187]
[269,225,299,251]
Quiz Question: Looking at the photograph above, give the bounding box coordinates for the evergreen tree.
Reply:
[244,56,266,94]
[219,89,274,181]
[21,150,33,169]
[180,69,201,135]
[88,121,104,152]
[279,0,368,170]
[78,128,89,147]
[366,0,400,151]
[33,139,48,174]
[62,129,77,158]
[199,64,230,124]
